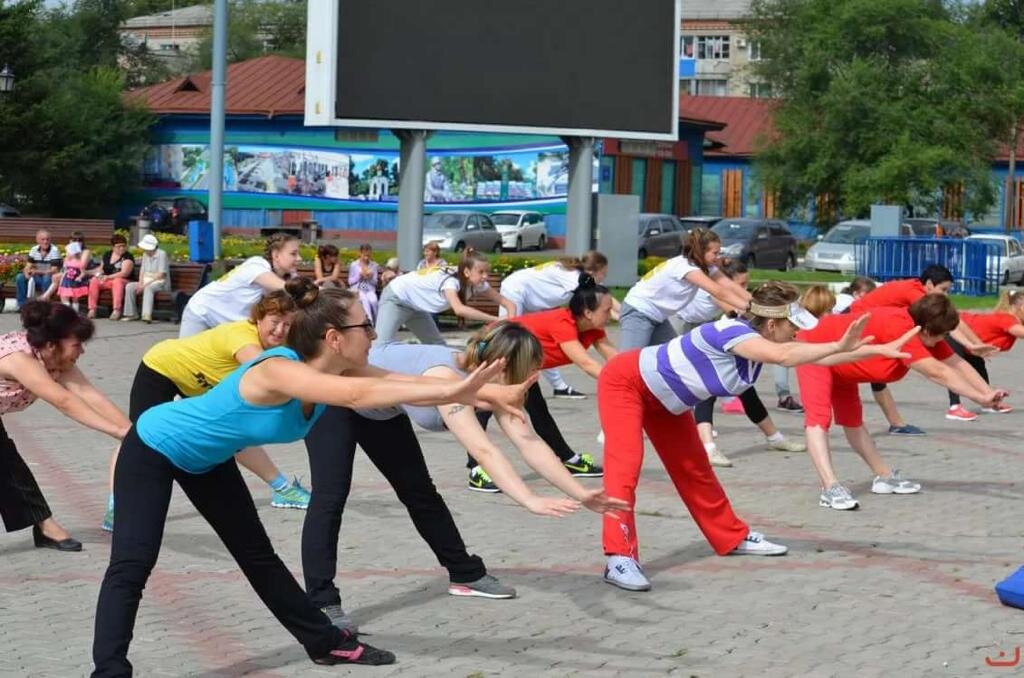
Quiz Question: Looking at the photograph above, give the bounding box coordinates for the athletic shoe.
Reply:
[767,437,806,452]
[271,477,311,509]
[871,469,921,495]
[819,483,859,510]
[101,506,114,532]
[945,405,977,421]
[597,430,605,444]
[603,555,651,592]
[776,396,804,413]
[320,604,358,634]
[448,574,517,599]
[721,398,745,415]
[564,453,603,477]
[729,530,789,556]
[888,424,926,436]
[707,446,733,467]
[983,403,1014,414]
[468,467,500,493]
[552,386,587,399]
[312,631,394,666]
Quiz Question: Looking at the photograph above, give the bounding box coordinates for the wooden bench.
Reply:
[0,218,115,245]
[439,272,503,327]
[92,262,211,322]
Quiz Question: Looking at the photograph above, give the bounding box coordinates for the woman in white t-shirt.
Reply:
[619,229,752,350]
[178,233,302,337]
[498,251,616,398]
[374,250,515,345]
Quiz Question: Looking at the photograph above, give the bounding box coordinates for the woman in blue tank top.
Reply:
[92,283,515,676]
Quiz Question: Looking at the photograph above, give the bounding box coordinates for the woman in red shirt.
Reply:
[468,276,616,491]
[945,289,1024,419]
[797,294,1008,511]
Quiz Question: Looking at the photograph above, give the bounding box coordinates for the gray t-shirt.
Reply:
[357,343,464,431]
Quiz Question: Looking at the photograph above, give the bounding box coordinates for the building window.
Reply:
[696,79,728,96]
[680,78,696,95]
[748,82,773,98]
[681,35,729,60]
[748,40,763,61]
[159,43,180,51]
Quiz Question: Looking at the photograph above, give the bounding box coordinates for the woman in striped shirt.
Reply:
[598,282,917,592]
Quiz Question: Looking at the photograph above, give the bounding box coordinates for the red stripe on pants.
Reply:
[599,350,749,559]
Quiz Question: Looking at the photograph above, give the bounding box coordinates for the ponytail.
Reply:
[463,321,543,385]
[682,228,721,274]
[569,274,610,317]
[994,288,1024,314]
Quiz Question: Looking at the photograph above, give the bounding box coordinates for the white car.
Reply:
[965,234,1024,285]
[490,211,548,251]
[804,220,869,274]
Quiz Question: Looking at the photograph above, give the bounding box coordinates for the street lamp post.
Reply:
[0,64,14,94]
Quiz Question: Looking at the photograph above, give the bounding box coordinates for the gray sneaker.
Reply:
[819,483,859,510]
[320,604,358,634]
[448,574,517,599]
[871,469,921,495]
[603,555,652,592]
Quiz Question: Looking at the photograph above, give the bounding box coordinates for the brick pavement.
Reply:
[1,313,1024,677]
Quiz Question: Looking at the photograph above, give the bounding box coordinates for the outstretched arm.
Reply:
[444,288,499,323]
[911,356,1003,407]
[59,366,132,432]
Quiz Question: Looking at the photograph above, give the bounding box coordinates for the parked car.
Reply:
[637,213,687,259]
[901,218,971,238]
[490,210,547,251]
[804,219,870,274]
[712,218,798,271]
[422,211,503,253]
[965,234,1024,285]
[141,197,208,235]
[679,215,722,230]
[0,203,20,218]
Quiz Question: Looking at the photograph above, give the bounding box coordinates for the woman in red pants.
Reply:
[598,282,916,591]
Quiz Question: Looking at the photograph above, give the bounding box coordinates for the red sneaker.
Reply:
[721,398,745,415]
[945,405,977,422]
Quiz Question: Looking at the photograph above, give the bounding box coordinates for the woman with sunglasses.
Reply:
[92,282,515,674]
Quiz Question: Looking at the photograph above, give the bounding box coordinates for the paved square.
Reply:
[1,313,1022,677]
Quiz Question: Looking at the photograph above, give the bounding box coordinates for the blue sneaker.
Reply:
[271,477,311,509]
[888,424,926,436]
[101,506,114,532]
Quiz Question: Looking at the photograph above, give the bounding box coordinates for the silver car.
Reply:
[804,220,870,273]
[490,210,547,250]
[422,211,503,253]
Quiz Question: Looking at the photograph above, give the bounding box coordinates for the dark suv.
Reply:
[712,218,798,271]
[637,213,688,258]
[141,197,208,234]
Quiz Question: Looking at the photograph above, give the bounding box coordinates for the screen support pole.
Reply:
[396,130,431,271]
[563,136,595,256]
[208,0,228,259]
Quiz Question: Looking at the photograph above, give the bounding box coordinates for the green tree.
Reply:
[747,0,1020,223]
[190,0,306,68]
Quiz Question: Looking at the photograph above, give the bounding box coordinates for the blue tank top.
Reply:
[137,346,326,473]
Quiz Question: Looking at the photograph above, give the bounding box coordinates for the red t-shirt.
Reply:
[512,307,606,370]
[849,279,927,314]
[797,307,954,384]
[961,312,1020,352]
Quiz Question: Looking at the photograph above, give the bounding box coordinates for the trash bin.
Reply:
[130,219,152,246]
[301,220,321,244]
[188,220,215,263]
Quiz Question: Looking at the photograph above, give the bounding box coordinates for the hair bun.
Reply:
[19,300,51,329]
[577,272,596,290]
[284,276,319,308]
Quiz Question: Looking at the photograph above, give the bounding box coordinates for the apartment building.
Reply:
[679,0,770,98]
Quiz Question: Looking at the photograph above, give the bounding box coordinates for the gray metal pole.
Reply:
[396,130,429,271]
[208,0,228,259]
[563,136,595,255]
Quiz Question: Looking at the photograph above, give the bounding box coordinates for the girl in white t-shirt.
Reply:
[374,250,515,345]
[179,233,302,337]
[619,229,752,350]
[499,251,616,398]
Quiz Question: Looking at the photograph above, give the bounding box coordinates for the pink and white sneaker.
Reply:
[983,403,1014,414]
[945,405,977,422]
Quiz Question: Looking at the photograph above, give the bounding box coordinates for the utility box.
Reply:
[188,220,215,263]
[592,193,641,287]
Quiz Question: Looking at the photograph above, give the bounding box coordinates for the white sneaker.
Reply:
[730,531,788,556]
[819,483,859,510]
[706,446,733,467]
[597,430,605,444]
[871,469,921,495]
[767,437,806,452]
[603,555,651,591]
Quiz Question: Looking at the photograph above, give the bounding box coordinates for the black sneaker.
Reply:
[776,396,804,413]
[552,386,587,399]
[313,632,396,666]
[468,467,501,493]
[564,453,603,477]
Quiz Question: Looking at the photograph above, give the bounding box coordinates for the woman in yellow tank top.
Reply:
[102,288,308,531]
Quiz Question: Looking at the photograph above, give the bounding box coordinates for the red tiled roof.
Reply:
[680,95,776,157]
[125,55,305,117]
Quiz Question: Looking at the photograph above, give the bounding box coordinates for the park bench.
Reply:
[0,218,115,245]
[92,261,211,323]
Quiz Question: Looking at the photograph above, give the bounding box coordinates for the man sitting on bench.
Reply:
[14,230,62,310]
